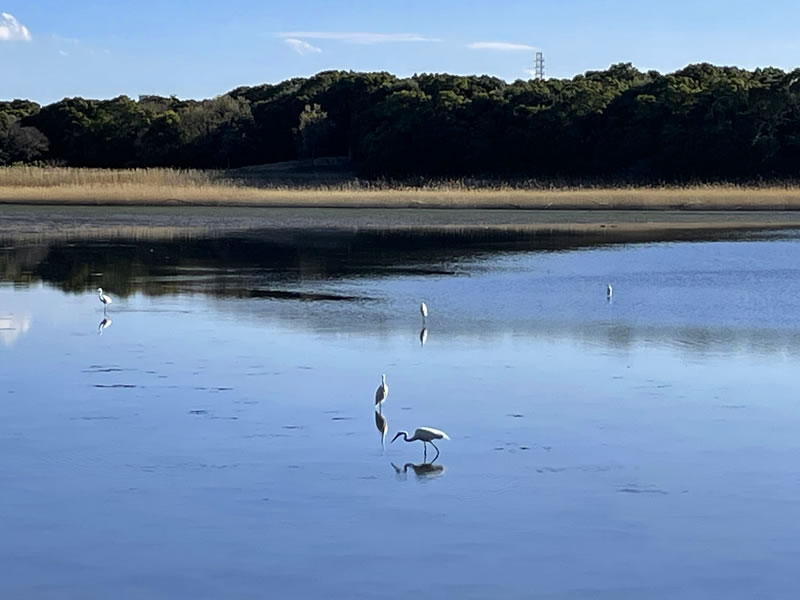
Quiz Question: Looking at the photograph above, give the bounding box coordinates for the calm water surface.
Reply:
[2,228,800,599]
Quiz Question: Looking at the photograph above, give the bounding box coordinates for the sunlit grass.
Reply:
[3,166,800,209]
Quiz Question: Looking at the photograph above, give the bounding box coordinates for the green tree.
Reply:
[296,103,330,165]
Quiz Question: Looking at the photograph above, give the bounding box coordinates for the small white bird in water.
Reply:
[375,374,388,411]
[97,288,112,313]
[607,283,613,299]
[392,427,450,460]
[420,301,428,322]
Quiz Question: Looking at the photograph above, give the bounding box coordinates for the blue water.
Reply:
[2,231,800,599]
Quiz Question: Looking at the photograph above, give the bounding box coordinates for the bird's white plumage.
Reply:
[420,301,428,318]
[606,283,613,298]
[375,373,388,406]
[97,287,112,306]
[391,426,450,459]
[412,427,449,442]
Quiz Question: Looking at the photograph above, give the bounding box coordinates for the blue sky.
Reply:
[3,0,800,104]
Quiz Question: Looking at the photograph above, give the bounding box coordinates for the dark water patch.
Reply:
[70,416,120,421]
[242,289,369,302]
[84,365,128,373]
[93,384,137,389]
[188,410,208,415]
[282,425,303,430]
[192,386,234,392]
[618,487,670,495]
[7,221,797,297]
[331,416,352,421]
[507,413,525,418]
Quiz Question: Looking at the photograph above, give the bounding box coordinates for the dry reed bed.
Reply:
[4,167,800,209]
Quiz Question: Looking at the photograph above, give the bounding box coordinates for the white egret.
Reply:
[97,316,112,335]
[419,327,428,347]
[375,374,388,411]
[375,410,388,447]
[420,301,428,322]
[606,283,613,299]
[97,287,112,313]
[391,426,450,460]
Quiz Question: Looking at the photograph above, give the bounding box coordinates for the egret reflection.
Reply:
[374,410,388,447]
[97,316,112,335]
[391,461,445,481]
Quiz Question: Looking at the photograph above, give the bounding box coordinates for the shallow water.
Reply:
[2,227,800,599]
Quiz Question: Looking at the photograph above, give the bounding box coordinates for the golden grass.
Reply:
[4,166,800,209]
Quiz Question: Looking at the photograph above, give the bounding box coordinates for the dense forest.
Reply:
[2,63,800,179]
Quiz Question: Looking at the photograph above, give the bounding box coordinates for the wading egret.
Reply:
[391,426,450,460]
[375,374,388,411]
[375,410,388,447]
[606,284,613,299]
[97,288,112,313]
[419,327,428,347]
[420,301,428,322]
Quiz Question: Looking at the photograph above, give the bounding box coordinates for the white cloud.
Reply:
[278,31,440,44]
[468,41,538,52]
[284,38,322,56]
[0,12,31,41]
[58,49,68,57]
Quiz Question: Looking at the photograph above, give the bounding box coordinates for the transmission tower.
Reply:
[534,51,544,80]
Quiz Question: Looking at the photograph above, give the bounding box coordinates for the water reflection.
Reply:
[374,410,388,448]
[391,462,445,481]
[0,313,31,347]
[97,317,112,336]
[0,226,774,299]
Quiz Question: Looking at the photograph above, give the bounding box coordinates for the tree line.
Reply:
[2,63,800,179]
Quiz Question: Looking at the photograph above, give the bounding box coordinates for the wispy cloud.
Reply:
[468,41,538,52]
[52,34,80,45]
[277,31,440,44]
[284,38,322,56]
[0,12,31,41]
[58,49,69,57]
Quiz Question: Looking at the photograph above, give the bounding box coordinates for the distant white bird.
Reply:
[375,410,388,447]
[419,327,428,347]
[420,301,428,321]
[375,374,388,411]
[391,426,450,460]
[97,287,112,313]
[97,316,112,335]
[606,283,613,299]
